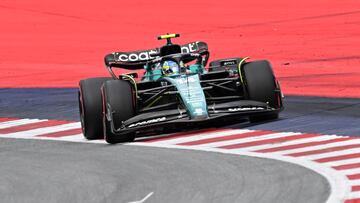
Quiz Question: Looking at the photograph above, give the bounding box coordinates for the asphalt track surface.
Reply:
[0,138,329,203]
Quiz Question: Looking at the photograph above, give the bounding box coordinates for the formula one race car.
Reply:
[79,34,284,143]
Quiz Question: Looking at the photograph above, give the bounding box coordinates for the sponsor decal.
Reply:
[128,117,166,128]
[221,60,237,66]
[181,42,199,54]
[228,107,265,112]
[116,42,200,62]
[118,49,158,62]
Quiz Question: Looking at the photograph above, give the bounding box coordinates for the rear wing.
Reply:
[104,41,208,70]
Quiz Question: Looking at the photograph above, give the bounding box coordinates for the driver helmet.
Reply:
[162,60,179,76]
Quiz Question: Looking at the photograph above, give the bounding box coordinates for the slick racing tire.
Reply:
[79,77,112,140]
[102,80,136,144]
[242,60,279,122]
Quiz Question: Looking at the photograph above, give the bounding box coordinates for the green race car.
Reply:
[79,34,284,144]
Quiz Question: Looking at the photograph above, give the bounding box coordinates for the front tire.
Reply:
[79,77,112,139]
[242,60,281,122]
[102,80,136,144]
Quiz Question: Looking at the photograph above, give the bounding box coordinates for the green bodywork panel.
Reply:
[164,74,208,119]
[142,63,208,119]
[143,69,163,81]
[188,64,206,74]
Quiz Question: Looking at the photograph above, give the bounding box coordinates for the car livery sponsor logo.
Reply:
[223,61,235,65]
[228,107,265,112]
[181,42,199,54]
[128,117,166,128]
[221,60,237,66]
[117,42,200,62]
[118,49,158,62]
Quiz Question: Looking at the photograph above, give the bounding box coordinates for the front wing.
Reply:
[106,100,281,137]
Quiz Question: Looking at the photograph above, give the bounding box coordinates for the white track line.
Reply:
[339,168,360,175]
[197,132,301,148]
[152,129,253,145]
[56,134,106,144]
[239,134,339,152]
[304,148,360,161]
[14,133,106,144]
[323,158,360,167]
[0,119,46,129]
[348,191,360,199]
[1,122,81,138]
[56,134,87,142]
[87,139,107,144]
[127,192,154,203]
[349,179,360,186]
[278,138,360,156]
[55,134,106,144]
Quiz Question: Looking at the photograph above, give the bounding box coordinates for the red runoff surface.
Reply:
[0,0,359,97]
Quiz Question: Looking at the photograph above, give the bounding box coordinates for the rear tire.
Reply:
[79,77,112,139]
[242,60,280,122]
[102,80,136,144]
